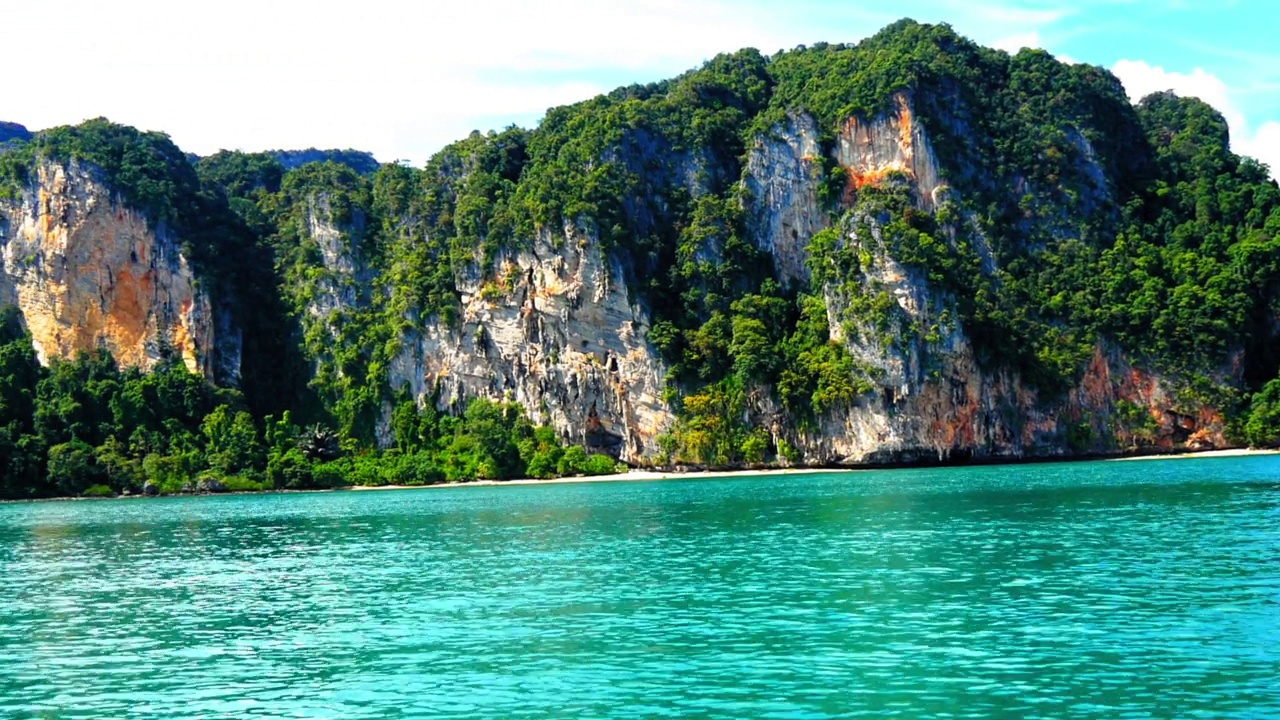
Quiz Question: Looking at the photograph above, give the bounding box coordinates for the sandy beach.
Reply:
[9,448,1277,504]
[346,467,839,491]
[346,446,1280,491]
[1107,447,1280,461]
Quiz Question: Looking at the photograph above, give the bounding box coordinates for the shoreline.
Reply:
[1105,447,1280,461]
[345,446,1280,492]
[346,467,836,492]
[7,446,1280,503]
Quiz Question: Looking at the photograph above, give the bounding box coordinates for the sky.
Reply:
[3,0,1278,176]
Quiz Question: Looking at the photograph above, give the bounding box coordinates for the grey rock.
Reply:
[195,477,228,493]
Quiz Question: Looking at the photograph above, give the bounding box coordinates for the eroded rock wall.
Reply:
[294,90,1226,465]
[742,95,1228,464]
[745,113,827,286]
[0,160,225,377]
[768,206,1228,466]
[834,92,945,209]
[386,225,672,462]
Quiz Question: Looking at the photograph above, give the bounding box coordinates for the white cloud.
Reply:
[1112,59,1279,178]
[992,31,1042,53]
[1111,60,1243,128]
[3,0,795,164]
[1236,122,1280,179]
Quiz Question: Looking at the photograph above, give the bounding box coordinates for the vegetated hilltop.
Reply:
[266,148,380,174]
[1,19,1279,499]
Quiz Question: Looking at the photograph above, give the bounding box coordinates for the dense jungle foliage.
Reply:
[2,19,1279,497]
[0,306,621,499]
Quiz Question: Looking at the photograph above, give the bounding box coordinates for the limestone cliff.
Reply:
[297,196,673,462]
[4,23,1273,489]
[744,95,1228,464]
[794,241,1228,465]
[834,92,945,210]
[281,87,1226,466]
[0,159,228,378]
[744,113,826,286]
[387,227,671,459]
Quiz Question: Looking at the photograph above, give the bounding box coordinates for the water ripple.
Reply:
[1,457,1279,718]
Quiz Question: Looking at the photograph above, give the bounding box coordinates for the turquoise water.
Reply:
[1,457,1278,718]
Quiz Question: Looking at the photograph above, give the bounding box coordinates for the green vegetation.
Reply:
[0,306,618,499]
[269,148,380,174]
[1114,400,1160,449]
[2,18,1279,496]
[1243,379,1280,448]
[751,24,1280,402]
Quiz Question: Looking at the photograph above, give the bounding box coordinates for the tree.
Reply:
[201,405,263,475]
[298,424,342,462]
[461,399,527,479]
[1245,379,1280,447]
[47,440,103,496]
[557,446,588,476]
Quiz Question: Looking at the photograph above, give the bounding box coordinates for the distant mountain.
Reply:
[267,148,379,175]
[0,121,31,145]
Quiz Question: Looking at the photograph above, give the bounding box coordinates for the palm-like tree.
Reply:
[297,424,341,462]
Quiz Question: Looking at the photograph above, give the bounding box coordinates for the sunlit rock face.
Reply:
[285,88,1227,465]
[736,95,1227,465]
[0,159,231,379]
[380,224,672,463]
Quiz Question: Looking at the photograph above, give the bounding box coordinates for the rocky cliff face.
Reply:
[284,89,1213,466]
[281,88,1226,465]
[744,95,1227,464]
[305,194,372,320]
[5,99,1230,466]
[835,92,945,210]
[798,272,1227,465]
[745,113,826,286]
[393,228,672,461]
[295,197,671,462]
[0,159,230,379]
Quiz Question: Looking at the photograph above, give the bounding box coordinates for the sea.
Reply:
[2,456,1278,718]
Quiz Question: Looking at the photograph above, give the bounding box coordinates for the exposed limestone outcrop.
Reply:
[745,113,827,286]
[737,93,1226,465]
[387,226,672,462]
[744,93,947,288]
[292,196,672,463]
[0,159,229,378]
[802,228,1220,461]
[834,92,945,210]
[305,193,372,321]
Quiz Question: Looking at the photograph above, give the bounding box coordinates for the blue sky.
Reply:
[6,0,1278,174]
